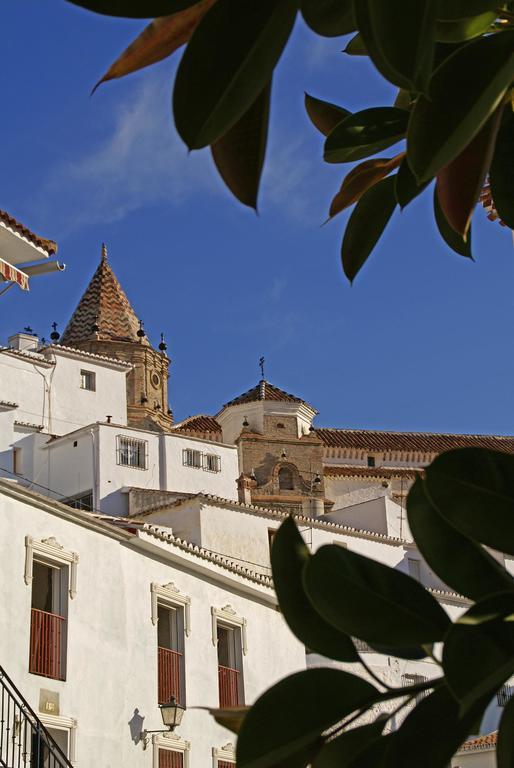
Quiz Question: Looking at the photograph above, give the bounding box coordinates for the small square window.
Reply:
[367,455,376,468]
[183,449,202,468]
[117,435,148,470]
[80,370,96,391]
[204,453,221,473]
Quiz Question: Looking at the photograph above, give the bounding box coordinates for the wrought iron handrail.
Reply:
[218,664,241,708]
[0,664,73,768]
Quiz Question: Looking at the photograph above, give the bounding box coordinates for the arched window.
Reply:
[278,467,294,491]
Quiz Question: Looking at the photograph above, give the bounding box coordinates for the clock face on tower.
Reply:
[150,372,161,389]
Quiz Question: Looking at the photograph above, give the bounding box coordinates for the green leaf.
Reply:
[312,719,386,768]
[236,668,379,768]
[443,593,514,712]
[424,447,514,555]
[437,1,501,20]
[211,80,271,209]
[303,543,450,646]
[498,694,514,768]
[435,11,497,43]
[385,685,488,768]
[344,33,367,56]
[301,0,356,37]
[324,107,408,164]
[434,189,472,258]
[490,110,514,229]
[367,641,428,660]
[201,706,249,734]
[407,477,514,602]
[173,0,298,149]
[65,0,198,16]
[407,30,514,183]
[305,94,350,137]
[395,157,430,208]
[271,517,358,662]
[341,175,397,283]
[354,0,435,92]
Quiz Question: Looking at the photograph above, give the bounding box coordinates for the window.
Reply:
[212,745,236,768]
[29,561,68,681]
[278,467,294,490]
[204,453,221,473]
[153,733,190,768]
[12,447,21,475]
[79,370,95,391]
[35,716,77,768]
[212,605,247,708]
[267,529,277,559]
[497,684,513,707]
[157,605,185,706]
[117,435,148,469]
[159,750,183,768]
[63,491,93,512]
[367,455,376,468]
[182,448,202,469]
[407,558,421,581]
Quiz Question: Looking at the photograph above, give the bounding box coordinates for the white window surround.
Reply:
[152,732,190,768]
[24,536,79,599]
[212,742,236,767]
[151,582,191,636]
[40,714,78,766]
[211,605,247,655]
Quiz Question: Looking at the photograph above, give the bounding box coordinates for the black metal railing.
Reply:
[0,665,73,768]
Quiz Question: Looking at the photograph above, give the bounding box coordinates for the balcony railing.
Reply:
[218,665,241,707]
[159,748,184,768]
[29,608,66,681]
[158,647,183,705]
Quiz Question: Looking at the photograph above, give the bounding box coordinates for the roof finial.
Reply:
[259,355,265,380]
[101,242,108,261]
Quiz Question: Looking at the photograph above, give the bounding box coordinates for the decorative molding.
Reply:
[24,535,79,599]
[211,605,248,655]
[212,742,236,766]
[152,731,190,768]
[151,582,191,635]
[39,713,77,765]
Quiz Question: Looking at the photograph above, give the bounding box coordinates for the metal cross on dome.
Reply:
[259,356,265,380]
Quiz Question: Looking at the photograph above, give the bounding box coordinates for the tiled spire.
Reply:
[61,244,148,347]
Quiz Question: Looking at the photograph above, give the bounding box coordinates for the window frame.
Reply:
[116,435,148,470]
[203,453,221,473]
[212,743,236,768]
[182,448,202,469]
[79,369,96,392]
[152,733,190,768]
[39,714,77,766]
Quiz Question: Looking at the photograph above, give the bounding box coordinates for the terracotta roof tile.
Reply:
[0,210,57,255]
[324,466,421,479]
[173,415,222,435]
[61,245,147,348]
[315,428,514,454]
[460,732,497,751]
[222,380,308,409]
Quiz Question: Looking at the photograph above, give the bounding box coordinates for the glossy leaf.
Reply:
[312,719,386,768]
[490,110,514,229]
[329,153,404,219]
[436,107,502,238]
[394,158,430,208]
[324,107,408,164]
[424,447,514,555]
[435,12,496,43]
[344,33,367,56]
[65,0,198,16]
[92,0,216,92]
[407,477,514,602]
[437,1,501,20]
[354,0,435,92]
[236,668,379,768]
[303,543,450,645]
[340,175,397,283]
[173,0,297,149]
[271,516,358,662]
[367,641,427,660]
[407,30,514,183]
[498,694,514,768]
[385,685,487,768]
[434,190,472,258]
[443,593,514,712]
[305,94,350,137]
[301,0,356,37]
[211,81,271,209]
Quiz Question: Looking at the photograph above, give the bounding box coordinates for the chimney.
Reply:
[8,332,38,352]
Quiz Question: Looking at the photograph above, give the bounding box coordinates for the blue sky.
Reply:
[2,1,514,434]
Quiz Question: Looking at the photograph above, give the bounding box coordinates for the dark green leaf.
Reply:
[407,30,514,183]
[173,0,297,149]
[341,175,397,283]
[312,719,386,768]
[65,0,198,16]
[367,641,428,660]
[407,477,514,602]
[437,1,501,20]
[434,189,472,257]
[344,33,367,56]
[354,0,435,92]
[435,12,497,42]
[443,593,514,712]
[385,685,487,768]
[395,157,430,208]
[271,517,358,662]
[301,0,356,37]
[305,94,350,137]
[201,706,249,734]
[424,448,514,555]
[498,694,514,768]
[211,81,271,209]
[236,668,379,768]
[324,107,408,164]
[303,543,450,645]
[490,110,514,229]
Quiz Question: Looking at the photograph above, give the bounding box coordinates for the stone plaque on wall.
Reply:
[39,689,59,716]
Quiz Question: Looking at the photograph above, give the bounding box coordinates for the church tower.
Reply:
[60,244,173,432]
